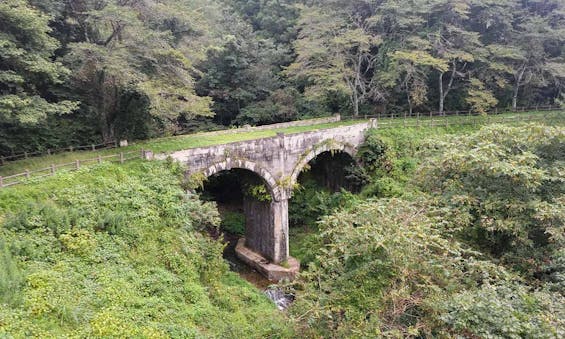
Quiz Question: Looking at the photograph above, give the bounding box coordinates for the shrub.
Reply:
[0,240,23,306]
[439,283,564,338]
[417,124,565,275]
[290,198,504,337]
[0,161,291,337]
[221,211,246,235]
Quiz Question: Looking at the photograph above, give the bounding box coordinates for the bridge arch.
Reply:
[290,141,357,190]
[202,159,283,202]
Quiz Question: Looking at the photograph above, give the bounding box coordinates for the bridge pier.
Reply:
[243,195,289,264]
[238,195,299,282]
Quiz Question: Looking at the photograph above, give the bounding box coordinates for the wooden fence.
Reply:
[343,105,563,121]
[0,150,146,188]
[367,110,564,130]
[0,141,118,166]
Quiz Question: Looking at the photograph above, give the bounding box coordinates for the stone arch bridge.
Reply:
[157,120,376,279]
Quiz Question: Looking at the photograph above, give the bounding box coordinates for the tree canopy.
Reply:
[0,0,563,154]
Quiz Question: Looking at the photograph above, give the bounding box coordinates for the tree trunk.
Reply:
[513,64,526,111]
[353,92,360,116]
[439,72,444,115]
[407,91,413,116]
[512,88,518,111]
[439,65,456,115]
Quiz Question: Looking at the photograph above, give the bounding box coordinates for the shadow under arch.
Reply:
[290,142,358,191]
[202,159,283,202]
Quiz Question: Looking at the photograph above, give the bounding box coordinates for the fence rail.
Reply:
[342,105,563,121]
[0,141,118,166]
[0,150,147,188]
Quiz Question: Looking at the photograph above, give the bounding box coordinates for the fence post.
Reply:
[0,176,3,187]
[75,160,80,170]
[120,152,124,164]
[25,169,30,179]
[47,149,51,156]
[70,146,74,152]
[24,151,28,159]
[98,155,102,164]
[51,164,56,176]
[0,156,4,166]
[91,144,95,151]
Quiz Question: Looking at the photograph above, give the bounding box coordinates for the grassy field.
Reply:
[1,110,563,179]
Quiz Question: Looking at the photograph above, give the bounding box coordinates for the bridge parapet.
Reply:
[161,121,373,183]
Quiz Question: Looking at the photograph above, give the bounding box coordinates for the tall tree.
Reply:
[0,0,77,127]
[196,11,284,125]
[285,5,382,116]
[487,2,564,110]
[392,46,448,115]
[428,0,482,114]
[64,0,214,140]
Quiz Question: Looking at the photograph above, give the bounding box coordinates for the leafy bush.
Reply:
[221,211,246,235]
[289,179,359,228]
[417,124,565,275]
[439,283,564,338]
[0,240,23,306]
[290,198,507,337]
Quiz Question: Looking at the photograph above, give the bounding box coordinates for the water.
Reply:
[222,233,294,310]
[264,287,295,311]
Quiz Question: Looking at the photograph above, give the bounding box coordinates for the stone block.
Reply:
[235,238,299,282]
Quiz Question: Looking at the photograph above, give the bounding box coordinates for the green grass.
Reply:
[1,110,563,178]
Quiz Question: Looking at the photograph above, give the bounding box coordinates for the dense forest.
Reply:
[1,0,564,155]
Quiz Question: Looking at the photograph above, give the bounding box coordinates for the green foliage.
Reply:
[417,124,565,275]
[356,128,421,199]
[0,0,78,127]
[466,78,498,114]
[0,240,23,306]
[440,283,564,338]
[223,0,299,45]
[289,179,359,229]
[288,121,564,337]
[245,183,272,202]
[2,0,564,153]
[64,0,216,140]
[0,161,290,337]
[357,129,391,172]
[290,198,510,337]
[235,88,328,126]
[195,21,285,125]
[221,211,246,236]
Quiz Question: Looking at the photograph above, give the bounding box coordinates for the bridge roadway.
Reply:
[155,120,376,279]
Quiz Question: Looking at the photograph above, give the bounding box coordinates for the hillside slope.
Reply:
[0,161,292,337]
